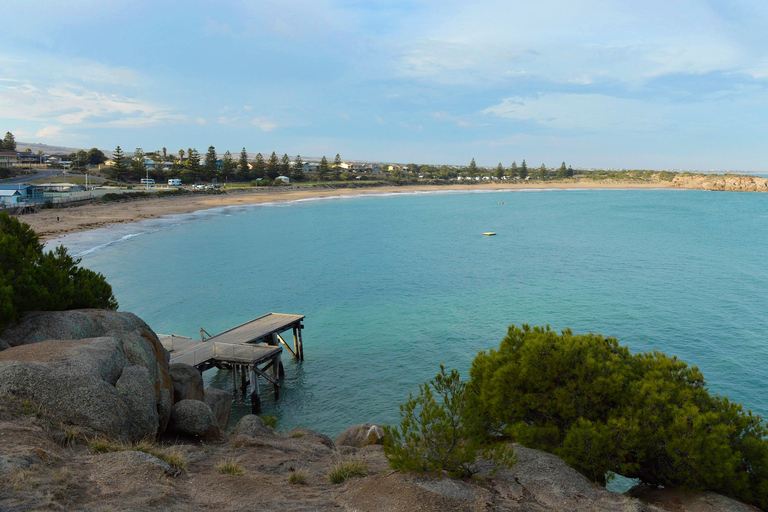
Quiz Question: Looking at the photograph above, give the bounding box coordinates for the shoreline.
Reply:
[19,180,672,242]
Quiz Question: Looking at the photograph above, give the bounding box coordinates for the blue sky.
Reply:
[3,0,768,170]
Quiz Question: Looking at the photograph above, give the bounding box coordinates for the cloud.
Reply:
[251,117,277,131]
[196,117,207,125]
[399,122,423,132]
[432,111,488,128]
[0,81,179,128]
[35,125,63,139]
[483,93,669,131]
[375,115,386,125]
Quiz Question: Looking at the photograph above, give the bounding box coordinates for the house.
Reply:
[0,189,23,205]
[0,152,19,167]
[0,184,43,203]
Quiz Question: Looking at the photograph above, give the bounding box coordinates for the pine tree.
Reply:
[204,145,217,180]
[267,152,279,179]
[333,153,342,167]
[496,163,504,179]
[238,148,249,181]
[222,150,236,182]
[252,153,265,180]
[510,161,518,178]
[318,156,329,181]
[280,153,290,177]
[111,146,126,182]
[557,162,567,179]
[539,164,547,180]
[468,158,478,177]
[186,149,200,182]
[3,132,16,152]
[520,160,528,179]
[292,155,304,181]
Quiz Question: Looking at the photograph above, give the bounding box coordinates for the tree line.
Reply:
[103,146,353,185]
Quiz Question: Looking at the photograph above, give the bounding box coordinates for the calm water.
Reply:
[53,188,768,438]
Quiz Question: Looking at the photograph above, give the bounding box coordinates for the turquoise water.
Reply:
[54,189,768,437]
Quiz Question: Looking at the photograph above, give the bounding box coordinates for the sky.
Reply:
[3,0,768,170]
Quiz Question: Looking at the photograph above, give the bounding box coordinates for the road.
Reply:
[3,169,63,184]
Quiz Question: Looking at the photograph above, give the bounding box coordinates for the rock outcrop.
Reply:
[231,414,275,439]
[167,399,221,441]
[0,310,172,441]
[169,363,205,403]
[673,174,768,192]
[335,423,387,448]
[204,386,232,431]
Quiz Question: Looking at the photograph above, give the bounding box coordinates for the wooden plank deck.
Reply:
[157,312,305,414]
[207,313,304,345]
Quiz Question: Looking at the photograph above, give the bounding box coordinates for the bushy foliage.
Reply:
[466,324,768,508]
[384,365,515,478]
[0,213,117,331]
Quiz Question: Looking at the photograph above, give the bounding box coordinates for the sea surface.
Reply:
[52,188,768,440]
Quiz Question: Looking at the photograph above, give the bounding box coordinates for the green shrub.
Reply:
[384,366,515,478]
[260,415,277,428]
[466,324,768,508]
[0,213,117,332]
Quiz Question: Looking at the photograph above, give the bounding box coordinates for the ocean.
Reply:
[53,188,768,439]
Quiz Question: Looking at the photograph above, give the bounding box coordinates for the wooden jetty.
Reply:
[159,313,305,414]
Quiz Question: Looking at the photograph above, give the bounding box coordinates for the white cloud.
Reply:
[196,117,207,125]
[0,81,177,127]
[35,125,63,139]
[483,93,669,131]
[399,122,423,132]
[251,117,277,131]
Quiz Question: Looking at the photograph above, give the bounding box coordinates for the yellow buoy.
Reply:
[483,232,496,236]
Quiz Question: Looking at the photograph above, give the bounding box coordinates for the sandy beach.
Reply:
[19,180,673,242]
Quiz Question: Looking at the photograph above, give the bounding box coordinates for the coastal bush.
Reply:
[0,212,117,332]
[259,415,277,428]
[383,366,515,478]
[465,324,768,508]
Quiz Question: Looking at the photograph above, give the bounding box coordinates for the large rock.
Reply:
[169,363,204,403]
[231,414,274,438]
[0,310,172,442]
[286,427,335,450]
[335,423,387,448]
[487,445,663,511]
[626,485,761,512]
[167,399,220,441]
[203,387,232,431]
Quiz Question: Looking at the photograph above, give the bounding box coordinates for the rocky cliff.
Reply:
[0,310,761,511]
[673,174,768,192]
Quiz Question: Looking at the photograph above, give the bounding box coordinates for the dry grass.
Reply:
[328,458,368,484]
[216,458,246,476]
[87,437,186,472]
[288,470,308,485]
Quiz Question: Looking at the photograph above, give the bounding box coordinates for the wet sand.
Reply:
[20,180,673,242]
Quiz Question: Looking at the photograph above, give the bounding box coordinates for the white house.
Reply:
[276,175,290,183]
[0,189,22,205]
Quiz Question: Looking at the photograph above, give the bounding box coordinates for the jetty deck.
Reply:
[158,312,305,414]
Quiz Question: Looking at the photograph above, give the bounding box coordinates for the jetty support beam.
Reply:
[249,365,260,414]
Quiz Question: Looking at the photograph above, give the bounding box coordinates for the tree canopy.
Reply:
[0,213,117,332]
[465,324,768,508]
